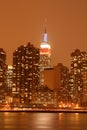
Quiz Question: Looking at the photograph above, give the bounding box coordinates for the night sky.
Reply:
[0,0,87,68]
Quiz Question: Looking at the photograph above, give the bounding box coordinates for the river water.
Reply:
[0,112,87,130]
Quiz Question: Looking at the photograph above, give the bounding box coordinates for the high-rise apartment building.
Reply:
[12,42,40,106]
[0,48,7,104]
[70,49,87,105]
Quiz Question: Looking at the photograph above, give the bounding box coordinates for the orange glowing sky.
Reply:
[0,0,87,67]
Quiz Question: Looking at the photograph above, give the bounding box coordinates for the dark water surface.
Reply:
[0,112,87,130]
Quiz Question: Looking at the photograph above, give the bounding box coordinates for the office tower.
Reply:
[44,67,54,90]
[5,65,13,105]
[6,65,13,95]
[0,48,7,104]
[70,49,87,105]
[39,29,52,85]
[35,29,58,108]
[40,29,51,68]
[55,63,69,104]
[43,63,69,107]
[12,42,40,106]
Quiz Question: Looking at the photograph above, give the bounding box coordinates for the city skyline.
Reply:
[1,42,87,108]
[0,0,87,67]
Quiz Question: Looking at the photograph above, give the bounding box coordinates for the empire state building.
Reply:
[39,29,52,86]
[40,29,51,68]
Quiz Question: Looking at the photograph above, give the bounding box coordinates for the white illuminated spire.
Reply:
[40,26,51,55]
[43,28,48,42]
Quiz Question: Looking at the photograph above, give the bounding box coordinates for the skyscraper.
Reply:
[0,48,7,104]
[12,42,40,106]
[70,49,87,105]
[55,63,69,104]
[40,29,51,68]
[39,29,52,86]
[6,65,13,96]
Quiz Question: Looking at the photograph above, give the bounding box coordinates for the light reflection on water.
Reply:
[0,112,87,130]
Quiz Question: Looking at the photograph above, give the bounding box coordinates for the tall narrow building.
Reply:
[69,49,87,105]
[6,65,13,96]
[39,29,52,85]
[40,29,51,68]
[0,48,7,104]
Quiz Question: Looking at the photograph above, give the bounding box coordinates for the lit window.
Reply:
[74,63,77,67]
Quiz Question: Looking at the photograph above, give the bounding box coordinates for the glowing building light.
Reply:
[39,28,52,85]
[43,32,48,42]
[40,29,51,55]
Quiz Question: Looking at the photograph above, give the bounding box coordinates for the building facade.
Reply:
[12,42,40,106]
[70,49,87,106]
[6,65,13,96]
[43,63,69,107]
[0,48,7,104]
[40,29,51,68]
[39,29,52,86]
[55,63,69,104]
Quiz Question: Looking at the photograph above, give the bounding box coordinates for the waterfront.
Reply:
[0,112,87,129]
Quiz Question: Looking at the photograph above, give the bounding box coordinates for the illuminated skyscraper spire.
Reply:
[39,27,52,85]
[43,26,48,42]
[40,27,51,67]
